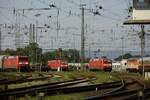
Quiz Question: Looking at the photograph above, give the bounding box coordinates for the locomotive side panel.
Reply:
[89,58,112,71]
[48,60,68,70]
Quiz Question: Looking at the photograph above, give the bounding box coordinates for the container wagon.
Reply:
[3,56,30,72]
[47,60,68,71]
[112,61,121,72]
[88,58,112,71]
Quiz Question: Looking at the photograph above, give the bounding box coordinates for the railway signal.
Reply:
[124,0,150,77]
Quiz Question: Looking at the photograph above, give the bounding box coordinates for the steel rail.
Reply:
[0,75,31,85]
[0,80,122,99]
[0,78,89,98]
[85,76,145,100]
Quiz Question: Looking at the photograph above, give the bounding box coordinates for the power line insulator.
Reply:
[128,6,133,13]
[47,26,50,28]
[13,8,15,15]
[99,6,103,9]
[93,11,101,15]
[49,4,56,8]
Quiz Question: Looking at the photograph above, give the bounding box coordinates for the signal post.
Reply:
[124,0,150,77]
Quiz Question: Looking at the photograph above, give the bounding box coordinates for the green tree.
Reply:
[42,51,56,64]
[16,48,26,56]
[24,43,42,64]
[3,48,16,55]
[115,53,132,61]
[43,49,80,63]
[123,53,133,59]
[60,49,80,62]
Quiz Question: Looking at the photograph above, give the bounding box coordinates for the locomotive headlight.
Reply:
[19,62,22,64]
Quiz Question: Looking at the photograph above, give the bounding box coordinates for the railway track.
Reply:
[0,77,90,99]
[0,79,135,99]
[0,75,52,85]
[1,74,150,100]
[85,76,146,100]
[0,75,31,85]
[43,80,127,95]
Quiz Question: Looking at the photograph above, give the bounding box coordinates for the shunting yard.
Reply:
[1,0,150,99]
[0,71,147,100]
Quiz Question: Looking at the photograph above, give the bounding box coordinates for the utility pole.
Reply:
[34,14,40,71]
[81,4,86,66]
[121,37,124,60]
[56,9,59,39]
[73,34,76,63]
[51,39,53,50]
[35,17,39,43]
[140,25,145,76]
[33,24,35,43]
[73,33,80,63]
[33,13,40,70]
[29,24,33,43]
[88,43,91,58]
[35,19,38,67]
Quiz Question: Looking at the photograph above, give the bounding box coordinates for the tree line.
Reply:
[0,42,140,65]
[0,43,80,65]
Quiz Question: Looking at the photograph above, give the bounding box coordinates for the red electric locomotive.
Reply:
[47,60,68,71]
[88,58,112,71]
[3,56,30,71]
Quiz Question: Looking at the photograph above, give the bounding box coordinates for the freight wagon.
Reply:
[2,56,30,72]
[47,60,68,71]
[126,57,150,72]
[88,58,112,71]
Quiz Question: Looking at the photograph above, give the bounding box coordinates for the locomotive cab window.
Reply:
[104,61,111,64]
[139,0,145,3]
[133,0,150,9]
[19,58,28,60]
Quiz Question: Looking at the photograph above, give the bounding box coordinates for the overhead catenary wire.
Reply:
[0,0,143,53]
[37,0,80,16]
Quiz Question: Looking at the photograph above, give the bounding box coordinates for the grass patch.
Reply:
[48,71,116,84]
[29,93,86,100]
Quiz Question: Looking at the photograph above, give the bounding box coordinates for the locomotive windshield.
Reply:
[104,60,111,64]
[19,57,29,61]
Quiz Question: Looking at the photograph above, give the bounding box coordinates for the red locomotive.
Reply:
[2,56,30,71]
[47,60,68,70]
[88,58,112,71]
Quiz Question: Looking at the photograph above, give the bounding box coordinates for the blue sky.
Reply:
[0,0,150,54]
